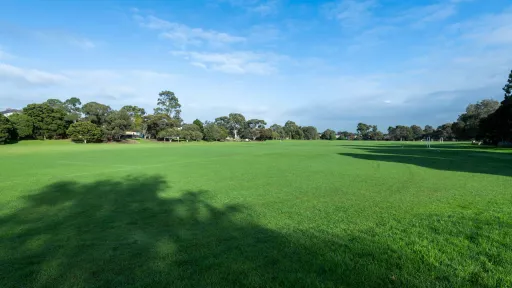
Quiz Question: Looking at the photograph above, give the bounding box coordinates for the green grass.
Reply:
[0,140,511,287]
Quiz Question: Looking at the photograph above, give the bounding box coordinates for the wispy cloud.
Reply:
[323,0,377,28]
[137,15,245,47]
[70,38,96,49]
[0,63,67,86]
[222,0,279,16]
[171,51,280,74]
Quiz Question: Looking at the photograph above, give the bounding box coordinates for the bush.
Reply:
[67,121,103,143]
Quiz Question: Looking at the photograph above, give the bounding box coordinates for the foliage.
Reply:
[103,110,133,141]
[302,126,318,140]
[22,103,68,140]
[337,131,355,140]
[423,125,434,138]
[503,70,512,102]
[64,97,82,123]
[246,119,267,140]
[284,121,303,140]
[320,129,336,140]
[154,90,182,123]
[182,124,203,141]
[270,124,286,139]
[82,102,112,126]
[356,123,371,139]
[0,114,17,144]
[8,113,34,139]
[388,126,413,141]
[193,119,204,135]
[144,114,180,139]
[410,125,424,140]
[204,122,228,141]
[453,99,500,140]
[67,121,103,143]
[158,127,182,140]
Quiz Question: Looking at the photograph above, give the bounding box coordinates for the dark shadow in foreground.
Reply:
[1,176,510,287]
[338,145,512,177]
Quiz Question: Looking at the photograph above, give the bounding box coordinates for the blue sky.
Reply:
[1,0,511,131]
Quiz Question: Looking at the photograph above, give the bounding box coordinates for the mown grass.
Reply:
[0,140,511,287]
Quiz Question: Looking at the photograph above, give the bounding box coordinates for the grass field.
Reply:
[1,140,511,287]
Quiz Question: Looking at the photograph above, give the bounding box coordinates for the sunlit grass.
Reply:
[0,140,510,287]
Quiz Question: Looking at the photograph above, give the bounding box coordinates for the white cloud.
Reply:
[250,0,279,16]
[0,63,67,86]
[137,15,245,47]
[171,51,280,74]
[222,0,279,16]
[70,38,96,49]
[323,0,377,27]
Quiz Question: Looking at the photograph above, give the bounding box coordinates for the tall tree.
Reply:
[154,90,182,123]
[82,102,112,126]
[193,119,204,135]
[302,126,318,140]
[321,129,336,140]
[45,99,65,110]
[103,110,133,141]
[203,122,228,141]
[454,99,500,140]
[411,125,424,140]
[64,97,82,123]
[270,124,286,139]
[8,113,34,139]
[143,114,180,139]
[246,119,267,140]
[216,113,246,139]
[284,121,302,140]
[503,69,512,103]
[423,125,434,138]
[356,123,370,140]
[0,114,17,144]
[23,103,68,140]
[121,105,146,132]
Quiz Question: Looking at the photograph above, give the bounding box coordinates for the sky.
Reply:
[0,0,511,131]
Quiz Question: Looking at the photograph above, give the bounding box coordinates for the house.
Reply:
[0,108,21,117]
[123,131,142,139]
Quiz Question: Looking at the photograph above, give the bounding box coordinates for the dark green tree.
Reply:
[8,113,34,139]
[103,110,133,141]
[23,103,68,139]
[0,114,17,144]
[503,69,512,103]
[246,119,267,140]
[321,129,337,140]
[356,123,370,140]
[203,122,228,141]
[302,126,318,140]
[67,121,103,143]
[410,125,424,140]
[82,102,112,126]
[453,99,500,140]
[64,97,82,123]
[193,119,204,135]
[143,114,180,139]
[154,91,182,123]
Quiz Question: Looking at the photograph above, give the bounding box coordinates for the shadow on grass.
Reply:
[1,175,510,287]
[338,145,512,177]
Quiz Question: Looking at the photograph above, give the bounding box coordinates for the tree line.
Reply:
[1,70,511,145]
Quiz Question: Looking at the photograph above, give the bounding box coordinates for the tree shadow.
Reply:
[338,145,512,177]
[1,175,510,287]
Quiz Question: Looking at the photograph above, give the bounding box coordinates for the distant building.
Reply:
[0,108,21,117]
[123,131,142,139]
